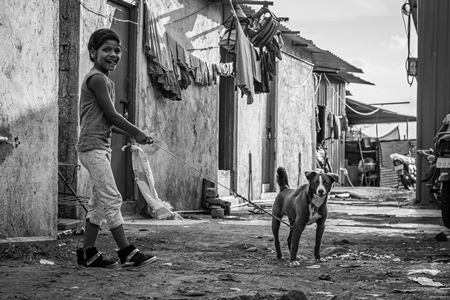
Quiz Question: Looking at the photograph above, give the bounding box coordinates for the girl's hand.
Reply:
[135,132,154,144]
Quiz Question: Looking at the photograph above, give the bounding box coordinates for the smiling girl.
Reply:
[76,29,157,268]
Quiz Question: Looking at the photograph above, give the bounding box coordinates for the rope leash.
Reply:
[150,143,293,229]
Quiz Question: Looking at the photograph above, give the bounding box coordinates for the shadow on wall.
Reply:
[0,105,58,238]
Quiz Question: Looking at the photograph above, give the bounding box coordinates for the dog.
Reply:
[272,167,339,266]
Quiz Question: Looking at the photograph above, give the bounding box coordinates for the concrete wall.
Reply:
[136,0,222,210]
[276,53,316,188]
[0,1,59,238]
[76,0,222,211]
[75,0,316,211]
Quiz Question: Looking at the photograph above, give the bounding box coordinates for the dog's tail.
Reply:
[276,167,290,190]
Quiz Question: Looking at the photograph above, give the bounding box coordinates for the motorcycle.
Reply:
[417,124,450,228]
[389,153,416,190]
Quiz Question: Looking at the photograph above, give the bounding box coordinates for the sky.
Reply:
[266,0,418,139]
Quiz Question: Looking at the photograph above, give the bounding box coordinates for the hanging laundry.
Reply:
[235,16,255,104]
[315,107,321,133]
[333,114,341,140]
[143,2,181,100]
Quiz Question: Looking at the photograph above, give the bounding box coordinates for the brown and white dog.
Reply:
[272,167,339,266]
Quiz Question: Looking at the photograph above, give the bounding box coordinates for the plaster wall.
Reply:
[236,93,264,200]
[276,55,316,187]
[235,52,315,199]
[0,1,59,238]
[76,0,222,211]
[136,0,222,210]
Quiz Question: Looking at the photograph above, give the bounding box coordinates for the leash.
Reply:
[150,143,293,229]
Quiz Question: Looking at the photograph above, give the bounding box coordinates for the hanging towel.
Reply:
[122,144,182,220]
[235,17,254,104]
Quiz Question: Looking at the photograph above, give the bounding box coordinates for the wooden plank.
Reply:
[0,236,56,247]
[57,218,84,230]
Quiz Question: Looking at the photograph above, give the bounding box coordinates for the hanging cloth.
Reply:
[235,16,255,104]
[122,144,182,220]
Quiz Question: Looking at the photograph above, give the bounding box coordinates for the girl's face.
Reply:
[90,39,122,74]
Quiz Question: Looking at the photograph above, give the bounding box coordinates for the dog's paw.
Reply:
[288,260,301,267]
[315,257,327,262]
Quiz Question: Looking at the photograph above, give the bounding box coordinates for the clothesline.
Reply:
[322,74,383,116]
[75,0,141,26]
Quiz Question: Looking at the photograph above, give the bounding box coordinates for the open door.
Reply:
[261,77,277,192]
[218,48,237,193]
[107,0,137,201]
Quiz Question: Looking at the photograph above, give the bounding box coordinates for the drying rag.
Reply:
[122,144,182,220]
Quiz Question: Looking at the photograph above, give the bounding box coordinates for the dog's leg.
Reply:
[288,218,307,266]
[271,218,282,259]
[314,207,328,261]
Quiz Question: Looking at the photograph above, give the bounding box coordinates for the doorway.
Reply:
[261,77,277,192]
[107,0,137,201]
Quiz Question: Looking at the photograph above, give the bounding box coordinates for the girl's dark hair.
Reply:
[88,29,121,62]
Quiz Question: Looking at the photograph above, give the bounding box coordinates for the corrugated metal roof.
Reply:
[328,73,375,85]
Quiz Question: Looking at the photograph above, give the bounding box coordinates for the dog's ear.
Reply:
[327,173,340,183]
[305,171,318,182]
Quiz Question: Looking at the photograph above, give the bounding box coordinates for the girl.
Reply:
[76,28,157,268]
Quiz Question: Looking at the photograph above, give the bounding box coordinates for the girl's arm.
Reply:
[112,126,130,136]
[88,74,150,144]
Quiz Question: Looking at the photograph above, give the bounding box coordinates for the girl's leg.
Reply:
[110,224,129,249]
[83,219,100,250]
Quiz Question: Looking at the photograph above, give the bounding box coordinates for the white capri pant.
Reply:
[78,149,124,229]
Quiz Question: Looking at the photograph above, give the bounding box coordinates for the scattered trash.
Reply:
[57,243,66,247]
[306,265,321,269]
[218,274,239,282]
[138,228,149,232]
[70,286,79,290]
[435,232,448,242]
[393,289,419,294]
[57,230,72,239]
[408,276,444,287]
[162,263,173,267]
[335,193,350,198]
[73,227,85,236]
[407,269,440,276]
[314,291,333,296]
[318,274,331,280]
[230,288,241,292]
[247,246,257,252]
[297,254,308,261]
[338,263,361,268]
[40,259,55,265]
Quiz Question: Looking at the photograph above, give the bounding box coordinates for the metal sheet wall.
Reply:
[416,0,450,202]
[316,75,346,183]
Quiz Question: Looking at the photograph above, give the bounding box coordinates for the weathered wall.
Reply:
[235,47,316,198]
[76,0,222,211]
[136,0,222,210]
[59,0,81,218]
[0,1,59,238]
[276,54,316,187]
[236,93,265,200]
[416,0,450,203]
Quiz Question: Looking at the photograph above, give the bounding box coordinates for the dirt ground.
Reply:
[1,187,450,300]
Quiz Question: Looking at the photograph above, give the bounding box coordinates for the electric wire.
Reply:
[75,0,141,26]
[323,74,383,116]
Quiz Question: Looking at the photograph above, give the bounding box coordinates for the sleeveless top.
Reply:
[76,68,115,152]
